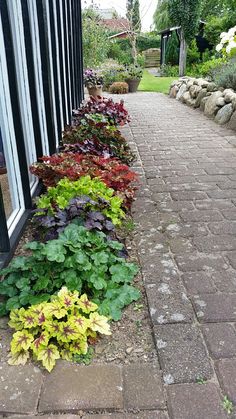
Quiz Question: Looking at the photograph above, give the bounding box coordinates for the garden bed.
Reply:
[0,95,156,373]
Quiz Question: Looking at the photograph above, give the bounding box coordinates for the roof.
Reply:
[109,30,136,39]
[159,20,206,35]
[97,8,117,19]
[102,18,131,32]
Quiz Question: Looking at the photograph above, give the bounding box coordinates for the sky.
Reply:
[81,0,157,32]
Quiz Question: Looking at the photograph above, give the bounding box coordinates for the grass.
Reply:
[138,69,176,94]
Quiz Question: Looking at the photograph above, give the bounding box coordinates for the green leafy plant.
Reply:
[36,176,125,226]
[0,225,140,320]
[222,395,234,414]
[214,62,236,90]
[7,287,111,372]
[30,154,138,208]
[124,64,143,80]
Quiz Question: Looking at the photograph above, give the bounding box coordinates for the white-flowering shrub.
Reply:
[216,26,236,56]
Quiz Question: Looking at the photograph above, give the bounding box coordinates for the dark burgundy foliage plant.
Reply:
[72,96,130,126]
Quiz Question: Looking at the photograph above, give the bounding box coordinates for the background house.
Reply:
[0,0,83,267]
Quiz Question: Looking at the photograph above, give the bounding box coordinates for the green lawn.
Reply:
[138,69,176,94]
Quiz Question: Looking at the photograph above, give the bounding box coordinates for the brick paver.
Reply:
[2,92,236,417]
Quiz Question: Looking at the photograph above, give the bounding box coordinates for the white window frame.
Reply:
[0,15,25,236]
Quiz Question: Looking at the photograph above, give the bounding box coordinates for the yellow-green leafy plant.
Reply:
[8,287,111,372]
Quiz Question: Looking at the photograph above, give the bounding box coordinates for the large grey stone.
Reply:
[223,88,236,103]
[199,96,209,111]
[154,324,213,384]
[169,85,179,99]
[204,91,223,118]
[0,364,43,414]
[39,363,123,412]
[227,110,236,131]
[189,84,201,99]
[215,103,233,125]
[207,82,217,92]
[194,88,208,108]
[176,83,187,100]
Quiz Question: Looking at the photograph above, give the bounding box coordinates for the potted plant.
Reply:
[83,68,103,97]
[124,65,143,93]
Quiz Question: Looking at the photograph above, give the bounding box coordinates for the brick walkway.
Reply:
[1,92,236,418]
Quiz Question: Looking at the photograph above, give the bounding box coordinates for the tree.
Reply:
[153,0,171,32]
[132,0,141,32]
[168,0,201,76]
[126,0,142,64]
[82,8,109,68]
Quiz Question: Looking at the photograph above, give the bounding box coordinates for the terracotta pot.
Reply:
[126,79,141,93]
[87,85,103,98]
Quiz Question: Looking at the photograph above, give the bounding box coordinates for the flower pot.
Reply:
[126,79,141,93]
[87,85,103,98]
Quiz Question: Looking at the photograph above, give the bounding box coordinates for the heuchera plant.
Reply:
[62,119,136,165]
[32,196,118,242]
[35,176,125,226]
[72,96,130,126]
[30,154,138,207]
[0,225,140,320]
[8,287,111,372]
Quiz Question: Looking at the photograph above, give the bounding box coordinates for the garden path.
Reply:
[125,92,236,418]
[1,92,236,418]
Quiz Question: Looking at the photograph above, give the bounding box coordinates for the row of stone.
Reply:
[169,77,236,130]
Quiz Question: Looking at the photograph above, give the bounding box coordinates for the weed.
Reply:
[222,395,234,414]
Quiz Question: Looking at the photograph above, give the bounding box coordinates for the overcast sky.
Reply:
[81,0,157,32]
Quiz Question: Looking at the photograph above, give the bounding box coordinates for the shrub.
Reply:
[213,62,236,90]
[30,154,138,207]
[61,120,136,165]
[0,225,140,320]
[100,61,126,89]
[7,287,111,371]
[32,196,117,242]
[165,31,179,65]
[73,96,130,126]
[35,176,125,226]
[187,57,226,78]
[187,39,201,65]
[109,82,129,94]
[160,64,179,77]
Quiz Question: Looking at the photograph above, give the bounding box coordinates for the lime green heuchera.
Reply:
[8,287,111,372]
[36,175,125,226]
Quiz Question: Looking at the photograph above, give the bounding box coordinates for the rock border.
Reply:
[169,77,236,130]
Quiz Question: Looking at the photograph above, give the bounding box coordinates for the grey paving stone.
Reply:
[180,210,223,222]
[193,294,236,322]
[221,208,236,220]
[165,222,209,238]
[9,416,79,419]
[202,323,236,358]
[168,237,194,254]
[123,364,165,409]
[175,254,229,272]
[211,270,236,292]
[216,358,236,403]
[226,251,236,269]
[171,191,208,201]
[195,199,234,210]
[167,383,227,419]
[208,221,236,235]
[146,288,194,325]
[39,363,123,412]
[182,272,217,294]
[154,324,213,384]
[0,363,43,414]
[194,235,236,252]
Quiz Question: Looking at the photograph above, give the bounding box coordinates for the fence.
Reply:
[0,0,83,267]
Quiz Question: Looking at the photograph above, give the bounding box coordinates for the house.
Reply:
[0,0,84,268]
